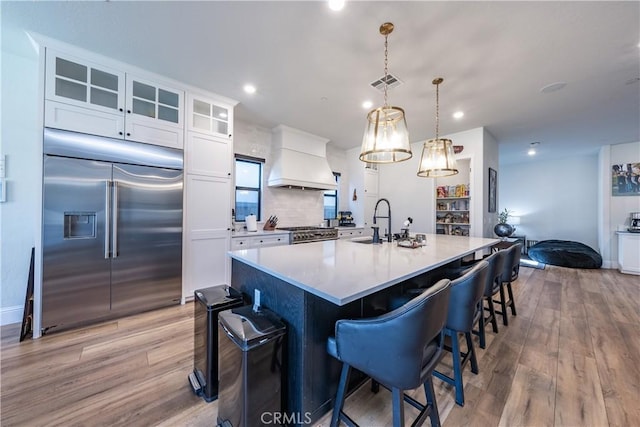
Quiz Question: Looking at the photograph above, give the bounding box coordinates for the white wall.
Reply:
[377,127,490,237]
[1,27,42,325]
[500,153,599,250]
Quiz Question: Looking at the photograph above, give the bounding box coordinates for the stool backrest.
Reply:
[446,260,489,332]
[482,251,503,296]
[500,244,521,283]
[334,279,451,390]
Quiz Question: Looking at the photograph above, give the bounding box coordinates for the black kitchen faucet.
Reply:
[373,198,392,243]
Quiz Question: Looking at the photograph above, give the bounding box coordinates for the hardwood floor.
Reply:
[1,265,638,426]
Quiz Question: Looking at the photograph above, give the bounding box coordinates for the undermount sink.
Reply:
[350,237,384,244]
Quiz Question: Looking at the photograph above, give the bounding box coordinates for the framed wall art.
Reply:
[488,167,497,212]
[612,163,640,196]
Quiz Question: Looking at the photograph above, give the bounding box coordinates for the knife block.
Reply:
[263,223,277,231]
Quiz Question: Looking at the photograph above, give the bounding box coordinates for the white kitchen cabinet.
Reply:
[187,93,233,139]
[124,75,184,148]
[45,49,184,149]
[337,228,365,239]
[182,174,232,300]
[185,132,232,178]
[617,231,640,275]
[231,233,290,250]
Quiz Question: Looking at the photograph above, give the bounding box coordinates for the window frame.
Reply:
[234,155,264,222]
[323,172,340,220]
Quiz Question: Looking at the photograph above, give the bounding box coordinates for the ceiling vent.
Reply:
[370,74,402,92]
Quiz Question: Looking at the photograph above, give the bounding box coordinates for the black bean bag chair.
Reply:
[528,240,602,269]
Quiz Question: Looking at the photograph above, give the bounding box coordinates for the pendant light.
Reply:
[359,22,412,164]
[417,78,459,177]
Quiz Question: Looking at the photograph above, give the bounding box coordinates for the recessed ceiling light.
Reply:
[328,0,345,11]
[243,84,256,94]
[528,141,540,156]
[540,82,567,93]
[362,100,373,109]
[453,111,464,119]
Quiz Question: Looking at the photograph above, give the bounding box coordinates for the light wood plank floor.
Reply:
[1,265,638,426]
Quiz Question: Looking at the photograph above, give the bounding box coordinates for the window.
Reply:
[235,156,263,221]
[324,173,340,220]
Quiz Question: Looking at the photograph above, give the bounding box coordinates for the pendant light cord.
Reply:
[435,81,440,140]
[383,33,389,108]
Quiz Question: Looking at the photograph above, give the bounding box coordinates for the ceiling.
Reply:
[3,1,639,165]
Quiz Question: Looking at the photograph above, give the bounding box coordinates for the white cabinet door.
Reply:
[338,228,364,239]
[231,234,290,249]
[45,100,124,140]
[364,168,379,195]
[187,93,233,139]
[45,49,125,115]
[183,175,231,299]
[125,75,184,148]
[186,132,232,178]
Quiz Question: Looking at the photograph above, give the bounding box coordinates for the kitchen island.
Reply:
[229,234,498,424]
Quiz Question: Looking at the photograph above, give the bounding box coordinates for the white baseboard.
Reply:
[1,305,23,326]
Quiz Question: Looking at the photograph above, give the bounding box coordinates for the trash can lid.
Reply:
[194,285,243,309]
[218,305,286,350]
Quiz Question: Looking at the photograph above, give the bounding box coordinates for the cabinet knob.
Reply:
[239,242,243,245]
[227,172,231,176]
[126,133,131,136]
[228,134,232,138]
[227,228,231,231]
[127,110,131,114]
[118,131,123,136]
[119,108,124,112]
[260,240,263,243]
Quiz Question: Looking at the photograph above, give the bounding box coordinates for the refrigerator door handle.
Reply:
[105,180,111,259]
[112,180,118,258]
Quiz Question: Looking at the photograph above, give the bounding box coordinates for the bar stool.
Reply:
[482,249,507,334]
[496,243,521,325]
[433,260,488,407]
[473,250,501,349]
[327,279,451,427]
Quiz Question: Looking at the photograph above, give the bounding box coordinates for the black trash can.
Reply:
[189,285,244,402]
[217,305,287,427]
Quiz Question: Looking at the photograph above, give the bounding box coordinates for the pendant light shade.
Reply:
[359,23,412,164]
[417,77,458,177]
[360,105,412,163]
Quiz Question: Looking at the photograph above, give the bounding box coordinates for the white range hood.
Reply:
[268,125,337,191]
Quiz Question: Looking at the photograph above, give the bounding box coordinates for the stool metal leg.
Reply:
[498,285,509,326]
[391,387,404,427]
[486,296,499,333]
[465,331,479,375]
[331,363,352,427]
[507,282,517,316]
[423,377,441,427]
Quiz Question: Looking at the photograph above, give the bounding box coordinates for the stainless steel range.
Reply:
[277,226,338,244]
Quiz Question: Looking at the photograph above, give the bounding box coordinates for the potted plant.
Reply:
[494,208,514,239]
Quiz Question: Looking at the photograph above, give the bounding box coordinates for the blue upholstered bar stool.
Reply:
[481,249,507,333]
[432,260,488,407]
[327,279,451,427]
[495,243,521,325]
[473,251,501,349]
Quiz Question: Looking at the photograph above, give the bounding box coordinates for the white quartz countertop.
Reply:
[232,230,291,238]
[229,234,499,305]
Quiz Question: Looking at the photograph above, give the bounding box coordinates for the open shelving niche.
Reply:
[435,158,471,236]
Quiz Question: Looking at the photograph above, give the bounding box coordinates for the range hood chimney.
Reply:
[268,125,337,191]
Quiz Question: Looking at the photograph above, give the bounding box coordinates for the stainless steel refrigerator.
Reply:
[42,128,183,332]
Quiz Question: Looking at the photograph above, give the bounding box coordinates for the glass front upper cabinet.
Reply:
[188,94,233,138]
[46,49,125,113]
[126,76,183,127]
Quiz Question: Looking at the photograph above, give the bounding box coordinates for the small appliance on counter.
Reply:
[338,211,355,227]
[629,212,640,233]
